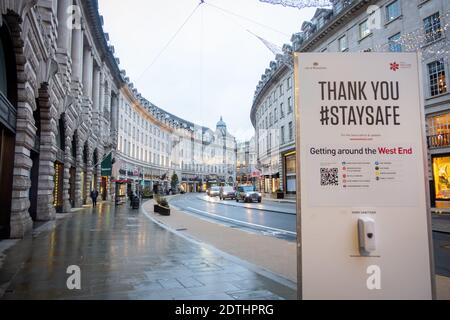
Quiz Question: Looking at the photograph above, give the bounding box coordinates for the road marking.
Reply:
[186,207,296,236]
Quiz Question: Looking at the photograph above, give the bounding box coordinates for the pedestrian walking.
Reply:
[90,189,99,208]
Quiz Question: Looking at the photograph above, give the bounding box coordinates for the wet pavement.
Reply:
[0,202,296,300]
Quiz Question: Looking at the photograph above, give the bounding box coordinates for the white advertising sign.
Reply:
[295,53,434,299]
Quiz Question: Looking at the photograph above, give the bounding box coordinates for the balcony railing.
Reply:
[428,133,450,149]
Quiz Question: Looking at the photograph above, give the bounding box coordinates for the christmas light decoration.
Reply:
[373,10,450,63]
[259,0,331,10]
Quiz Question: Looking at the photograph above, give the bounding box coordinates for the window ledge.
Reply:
[385,15,403,27]
[418,0,431,8]
[425,91,450,101]
[421,36,445,49]
[358,32,373,43]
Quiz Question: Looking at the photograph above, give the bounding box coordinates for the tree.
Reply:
[171,173,179,191]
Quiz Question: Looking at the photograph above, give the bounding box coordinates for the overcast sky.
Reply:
[98,0,318,141]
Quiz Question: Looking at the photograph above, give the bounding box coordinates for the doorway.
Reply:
[0,124,15,238]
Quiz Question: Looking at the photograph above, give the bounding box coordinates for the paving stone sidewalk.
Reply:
[0,202,296,300]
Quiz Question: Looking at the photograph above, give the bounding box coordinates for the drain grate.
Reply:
[176,228,187,231]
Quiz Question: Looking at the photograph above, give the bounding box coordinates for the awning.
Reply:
[101,152,112,177]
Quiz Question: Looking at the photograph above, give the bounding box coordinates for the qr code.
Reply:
[321,168,339,186]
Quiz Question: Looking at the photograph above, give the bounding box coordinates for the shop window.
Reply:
[433,156,450,200]
[284,152,296,194]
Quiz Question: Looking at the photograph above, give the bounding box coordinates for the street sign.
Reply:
[294,52,434,299]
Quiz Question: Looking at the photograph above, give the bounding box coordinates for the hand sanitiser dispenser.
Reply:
[358,217,376,256]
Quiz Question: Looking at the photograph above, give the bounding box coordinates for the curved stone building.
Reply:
[0,0,123,238]
[251,0,450,204]
[0,0,236,239]
[116,77,237,198]
[250,49,297,197]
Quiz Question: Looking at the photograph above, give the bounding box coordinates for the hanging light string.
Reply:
[253,9,450,101]
[205,1,291,37]
[137,1,204,80]
[372,10,450,63]
[258,0,332,10]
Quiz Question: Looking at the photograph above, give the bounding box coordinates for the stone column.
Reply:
[104,82,111,113]
[62,133,73,213]
[10,103,35,238]
[92,66,101,131]
[56,0,73,54]
[92,67,101,111]
[99,71,105,114]
[36,84,57,221]
[71,23,83,83]
[7,14,33,238]
[110,93,118,150]
[82,46,93,99]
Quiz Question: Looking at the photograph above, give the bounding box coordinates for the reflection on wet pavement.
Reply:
[0,202,296,300]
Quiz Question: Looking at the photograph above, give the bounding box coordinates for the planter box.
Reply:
[276,192,284,199]
[154,204,171,216]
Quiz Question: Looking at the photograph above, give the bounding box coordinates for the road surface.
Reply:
[169,194,450,278]
[169,193,297,241]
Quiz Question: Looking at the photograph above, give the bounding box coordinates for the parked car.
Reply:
[219,186,236,200]
[208,186,220,197]
[236,185,261,203]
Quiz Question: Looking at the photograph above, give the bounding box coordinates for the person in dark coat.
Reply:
[90,189,99,208]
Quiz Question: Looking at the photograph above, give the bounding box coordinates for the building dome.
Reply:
[216,116,227,129]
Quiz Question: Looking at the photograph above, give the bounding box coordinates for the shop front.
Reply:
[283,150,297,195]
[181,175,202,193]
[432,154,450,202]
[101,152,113,200]
[263,173,280,194]
[113,178,131,205]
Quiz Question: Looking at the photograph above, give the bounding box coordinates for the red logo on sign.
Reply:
[390,62,399,71]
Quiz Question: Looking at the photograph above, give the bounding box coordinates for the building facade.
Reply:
[116,82,238,197]
[0,0,122,239]
[0,0,237,239]
[251,0,450,203]
[250,51,297,196]
[236,137,257,185]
